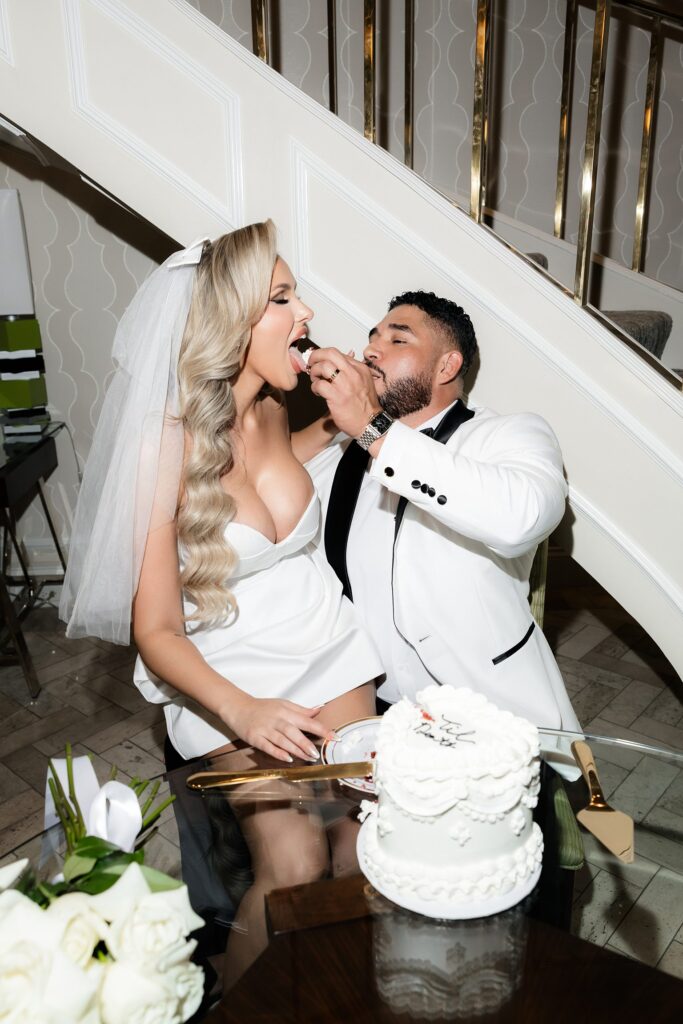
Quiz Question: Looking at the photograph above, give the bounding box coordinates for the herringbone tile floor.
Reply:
[0,602,178,875]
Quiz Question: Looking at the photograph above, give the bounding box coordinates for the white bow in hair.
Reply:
[167,236,211,268]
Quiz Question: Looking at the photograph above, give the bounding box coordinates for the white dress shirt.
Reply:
[345,403,457,703]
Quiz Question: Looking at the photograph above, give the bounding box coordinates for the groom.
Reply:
[305,290,579,737]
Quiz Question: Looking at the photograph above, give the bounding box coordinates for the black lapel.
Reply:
[393,400,475,539]
[324,440,370,600]
[431,398,476,445]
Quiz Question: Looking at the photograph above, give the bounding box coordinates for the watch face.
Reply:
[371,411,393,433]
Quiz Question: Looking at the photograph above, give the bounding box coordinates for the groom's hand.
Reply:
[308,347,382,439]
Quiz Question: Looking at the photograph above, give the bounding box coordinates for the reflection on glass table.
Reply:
[556,731,683,975]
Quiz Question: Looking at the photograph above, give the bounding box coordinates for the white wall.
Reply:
[0,0,681,677]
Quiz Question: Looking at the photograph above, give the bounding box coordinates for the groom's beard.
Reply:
[370,366,434,419]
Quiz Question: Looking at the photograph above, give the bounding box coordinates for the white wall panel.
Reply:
[65,0,243,226]
[0,0,13,65]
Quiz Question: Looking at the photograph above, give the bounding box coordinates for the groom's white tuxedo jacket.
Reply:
[309,403,580,736]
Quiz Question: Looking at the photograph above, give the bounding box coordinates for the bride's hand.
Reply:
[226,695,329,762]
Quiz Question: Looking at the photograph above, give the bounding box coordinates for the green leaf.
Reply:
[63,852,97,882]
[97,851,140,871]
[140,865,182,892]
[70,851,142,894]
[72,836,121,859]
[74,864,131,894]
[17,871,65,908]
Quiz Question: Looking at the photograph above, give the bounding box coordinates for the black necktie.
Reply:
[324,440,370,600]
[324,402,475,599]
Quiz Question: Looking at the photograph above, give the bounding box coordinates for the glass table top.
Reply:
[7,730,683,1021]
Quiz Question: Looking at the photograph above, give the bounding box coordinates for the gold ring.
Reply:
[328,368,341,383]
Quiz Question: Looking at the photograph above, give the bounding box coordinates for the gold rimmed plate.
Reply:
[321,716,381,794]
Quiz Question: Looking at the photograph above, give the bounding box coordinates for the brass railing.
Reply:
[554,0,577,242]
[545,0,676,299]
[632,16,662,273]
[403,0,414,169]
[471,0,493,226]
[251,0,269,65]
[363,0,375,143]
[326,0,338,116]
[572,0,610,306]
[249,0,682,388]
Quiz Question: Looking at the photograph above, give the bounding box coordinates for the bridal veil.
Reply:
[59,239,207,644]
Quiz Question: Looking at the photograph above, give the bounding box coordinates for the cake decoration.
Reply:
[448,823,472,847]
[415,711,476,747]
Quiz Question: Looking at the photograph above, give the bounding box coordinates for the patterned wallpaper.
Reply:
[187,0,682,293]
[0,145,173,567]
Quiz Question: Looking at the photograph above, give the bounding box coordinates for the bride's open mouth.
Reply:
[289,334,318,373]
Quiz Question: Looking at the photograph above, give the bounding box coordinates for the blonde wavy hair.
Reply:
[176,220,277,627]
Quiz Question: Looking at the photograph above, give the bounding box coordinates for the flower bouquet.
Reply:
[0,746,205,1024]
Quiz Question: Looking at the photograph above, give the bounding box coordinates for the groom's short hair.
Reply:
[388,291,478,379]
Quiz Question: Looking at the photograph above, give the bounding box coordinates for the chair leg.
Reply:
[0,506,34,596]
[0,572,40,698]
[36,481,67,574]
[2,517,10,577]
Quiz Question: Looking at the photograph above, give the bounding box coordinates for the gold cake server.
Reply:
[186,761,374,791]
[571,740,634,863]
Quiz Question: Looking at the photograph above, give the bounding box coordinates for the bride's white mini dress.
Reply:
[133,494,383,759]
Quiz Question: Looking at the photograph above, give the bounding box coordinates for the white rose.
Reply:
[0,890,64,951]
[108,898,193,971]
[99,961,179,1024]
[165,961,204,1023]
[0,859,28,891]
[88,862,151,923]
[107,887,203,971]
[0,891,101,1023]
[0,939,99,1024]
[150,885,204,937]
[42,950,101,1024]
[0,939,50,1023]
[45,892,109,968]
[90,865,202,931]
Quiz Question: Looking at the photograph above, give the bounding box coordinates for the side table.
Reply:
[0,423,67,697]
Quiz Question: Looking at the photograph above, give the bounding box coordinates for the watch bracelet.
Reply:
[355,410,394,451]
[356,424,380,451]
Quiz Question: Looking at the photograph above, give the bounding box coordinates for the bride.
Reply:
[60,219,382,979]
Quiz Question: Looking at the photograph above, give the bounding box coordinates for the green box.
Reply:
[0,319,42,352]
[0,376,47,409]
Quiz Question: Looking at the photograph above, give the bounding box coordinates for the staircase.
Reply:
[0,0,681,677]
